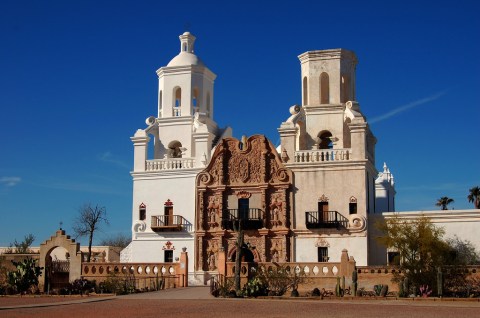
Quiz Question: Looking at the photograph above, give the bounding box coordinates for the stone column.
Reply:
[179,248,188,287]
[131,130,150,172]
[278,123,297,163]
[349,120,367,160]
[217,247,226,277]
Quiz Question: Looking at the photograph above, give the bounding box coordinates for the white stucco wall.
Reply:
[294,235,368,265]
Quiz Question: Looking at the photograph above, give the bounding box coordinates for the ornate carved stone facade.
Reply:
[195,135,292,271]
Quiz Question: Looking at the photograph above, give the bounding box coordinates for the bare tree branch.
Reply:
[72,203,109,262]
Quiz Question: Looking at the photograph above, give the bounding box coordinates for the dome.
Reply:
[167,52,204,67]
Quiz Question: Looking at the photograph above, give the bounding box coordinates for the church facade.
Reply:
[121,32,396,282]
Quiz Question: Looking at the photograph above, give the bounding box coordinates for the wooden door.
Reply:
[164,206,173,226]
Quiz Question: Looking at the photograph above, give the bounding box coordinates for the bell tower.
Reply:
[157,31,216,120]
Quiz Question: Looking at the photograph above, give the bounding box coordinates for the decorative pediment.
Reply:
[349,196,357,203]
[318,194,329,202]
[315,238,330,247]
[196,135,292,187]
[236,190,252,199]
[162,241,175,250]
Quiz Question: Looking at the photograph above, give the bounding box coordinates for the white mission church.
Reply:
[120,32,479,284]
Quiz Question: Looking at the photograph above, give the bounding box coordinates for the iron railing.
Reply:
[221,208,264,230]
[151,215,188,231]
[305,211,349,229]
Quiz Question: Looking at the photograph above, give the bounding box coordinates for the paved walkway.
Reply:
[3,287,480,317]
[0,286,212,310]
[120,286,213,299]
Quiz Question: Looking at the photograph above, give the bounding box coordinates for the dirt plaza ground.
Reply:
[2,287,480,318]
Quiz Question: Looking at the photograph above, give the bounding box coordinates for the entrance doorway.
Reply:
[45,246,70,292]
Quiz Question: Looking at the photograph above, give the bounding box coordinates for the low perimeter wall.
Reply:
[81,262,185,290]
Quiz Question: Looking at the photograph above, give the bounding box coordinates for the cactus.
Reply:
[374,284,383,296]
[403,277,409,297]
[436,267,443,297]
[352,270,358,296]
[380,285,388,297]
[341,276,345,292]
[335,276,341,297]
[398,280,404,297]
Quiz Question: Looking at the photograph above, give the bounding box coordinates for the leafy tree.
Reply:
[376,215,451,295]
[435,196,454,210]
[445,235,480,265]
[4,234,36,254]
[468,186,480,209]
[7,258,43,294]
[99,233,131,248]
[73,203,109,262]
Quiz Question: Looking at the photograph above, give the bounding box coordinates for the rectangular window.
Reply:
[164,250,173,263]
[349,202,357,214]
[387,252,400,265]
[318,247,328,262]
[139,208,146,221]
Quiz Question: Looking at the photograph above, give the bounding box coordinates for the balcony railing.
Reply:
[294,149,351,163]
[305,211,349,229]
[151,215,188,232]
[146,158,195,171]
[221,208,264,230]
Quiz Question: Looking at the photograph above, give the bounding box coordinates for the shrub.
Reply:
[243,277,268,297]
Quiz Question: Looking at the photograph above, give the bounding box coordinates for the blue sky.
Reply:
[1,0,479,246]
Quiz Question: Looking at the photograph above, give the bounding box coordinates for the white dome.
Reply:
[167,52,204,67]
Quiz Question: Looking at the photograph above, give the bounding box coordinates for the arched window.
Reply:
[174,87,182,107]
[320,72,329,104]
[341,75,350,103]
[206,92,211,116]
[349,197,357,214]
[318,131,333,149]
[303,77,308,105]
[158,90,163,113]
[182,43,187,52]
[192,87,200,114]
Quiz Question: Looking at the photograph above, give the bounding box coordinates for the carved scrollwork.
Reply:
[133,220,146,233]
[198,172,212,185]
[275,168,289,182]
[236,190,252,199]
[348,215,366,232]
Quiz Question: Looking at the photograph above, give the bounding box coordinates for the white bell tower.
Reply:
[157,31,216,120]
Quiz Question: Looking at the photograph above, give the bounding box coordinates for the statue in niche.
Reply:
[207,252,216,271]
[269,194,283,226]
[270,241,282,263]
[207,196,220,226]
[206,241,219,270]
[272,250,280,263]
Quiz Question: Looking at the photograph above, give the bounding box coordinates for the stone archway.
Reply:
[39,230,82,291]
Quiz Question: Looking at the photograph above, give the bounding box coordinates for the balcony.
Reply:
[305,211,349,229]
[146,158,195,171]
[293,149,351,163]
[151,215,189,232]
[221,208,264,230]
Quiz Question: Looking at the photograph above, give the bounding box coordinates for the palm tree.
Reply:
[435,197,454,210]
[468,186,480,209]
